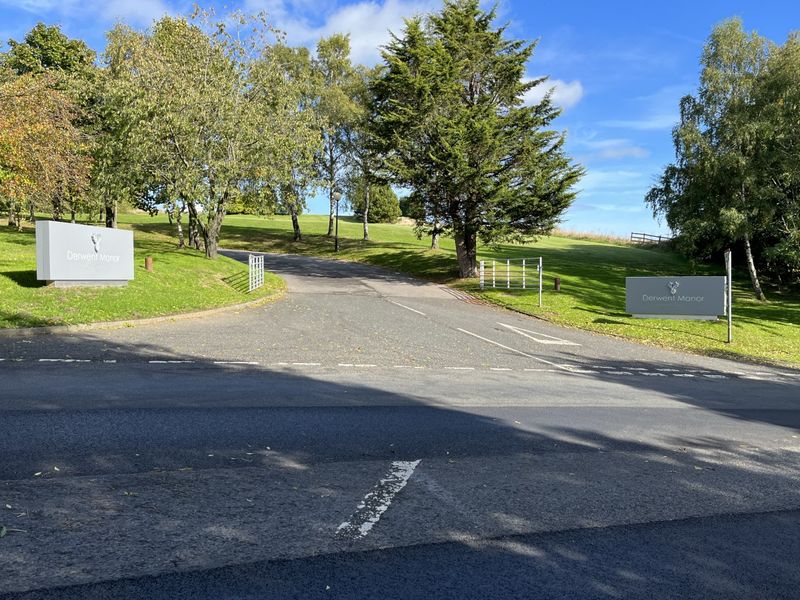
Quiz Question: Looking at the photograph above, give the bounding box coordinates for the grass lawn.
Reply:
[0,218,283,329]
[174,212,797,368]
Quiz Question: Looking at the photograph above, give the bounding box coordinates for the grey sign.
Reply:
[36,221,134,287]
[626,276,726,320]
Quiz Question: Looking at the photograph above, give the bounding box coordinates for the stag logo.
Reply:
[666,281,680,296]
[90,234,102,253]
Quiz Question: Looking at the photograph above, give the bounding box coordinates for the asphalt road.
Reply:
[1,251,799,598]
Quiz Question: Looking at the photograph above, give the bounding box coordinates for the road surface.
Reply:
[1,251,799,599]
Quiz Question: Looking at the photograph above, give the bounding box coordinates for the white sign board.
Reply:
[36,221,134,287]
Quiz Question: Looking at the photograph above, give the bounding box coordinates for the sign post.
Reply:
[725,249,733,344]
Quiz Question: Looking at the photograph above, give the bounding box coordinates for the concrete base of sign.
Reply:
[631,314,718,321]
[46,280,129,288]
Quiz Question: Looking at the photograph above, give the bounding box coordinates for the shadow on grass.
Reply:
[0,270,46,288]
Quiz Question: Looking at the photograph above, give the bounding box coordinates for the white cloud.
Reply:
[1,0,173,25]
[581,138,649,160]
[247,0,438,65]
[600,115,677,131]
[523,77,583,110]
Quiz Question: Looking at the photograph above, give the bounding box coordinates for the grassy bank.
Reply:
[0,219,283,329]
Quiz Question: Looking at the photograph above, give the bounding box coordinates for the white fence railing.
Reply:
[248,254,264,293]
[479,257,542,307]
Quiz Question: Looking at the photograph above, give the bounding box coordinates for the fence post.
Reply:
[492,260,496,289]
[538,257,543,307]
[725,249,732,343]
[522,259,526,289]
[506,259,510,289]
[479,261,485,290]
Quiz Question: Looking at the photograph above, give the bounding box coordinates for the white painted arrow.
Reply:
[497,322,581,346]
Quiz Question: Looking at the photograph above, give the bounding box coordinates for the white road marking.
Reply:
[456,328,574,372]
[354,364,377,368]
[148,360,195,364]
[497,322,580,346]
[446,366,475,371]
[338,363,354,367]
[292,362,321,366]
[39,359,90,363]
[704,374,728,379]
[490,367,512,371]
[387,300,426,316]
[607,371,633,375]
[641,372,667,377]
[336,460,421,540]
[673,373,695,378]
[657,368,680,372]
[214,361,259,365]
[524,368,559,372]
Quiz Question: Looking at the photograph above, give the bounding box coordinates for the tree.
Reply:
[106,11,319,258]
[4,23,95,76]
[372,0,582,277]
[2,23,99,224]
[313,35,359,237]
[0,71,90,229]
[348,177,401,223]
[647,19,772,300]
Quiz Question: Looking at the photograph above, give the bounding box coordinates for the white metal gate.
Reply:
[479,257,543,307]
[248,254,264,293]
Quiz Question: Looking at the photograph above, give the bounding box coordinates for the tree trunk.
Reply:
[175,208,185,249]
[70,210,76,223]
[743,232,766,301]
[431,220,441,250]
[187,204,202,250]
[7,202,18,229]
[327,187,335,237]
[28,202,35,223]
[290,203,302,241]
[453,226,478,278]
[363,186,370,241]
[104,198,117,228]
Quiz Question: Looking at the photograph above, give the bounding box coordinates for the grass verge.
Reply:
[0,219,284,329]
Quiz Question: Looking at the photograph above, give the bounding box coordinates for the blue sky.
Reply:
[2,0,799,236]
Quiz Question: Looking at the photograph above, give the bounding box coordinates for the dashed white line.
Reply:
[490,367,512,371]
[673,373,695,378]
[456,328,574,372]
[39,359,90,363]
[336,459,421,540]
[446,366,475,371]
[387,300,426,316]
[214,361,260,365]
[148,360,195,364]
[641,372,667,377]
[292,362,321,366]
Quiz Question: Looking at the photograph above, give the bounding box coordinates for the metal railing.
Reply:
[248,254,264,293]
[479,257,543,307]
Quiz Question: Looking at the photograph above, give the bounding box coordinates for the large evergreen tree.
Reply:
[372,0,582,277]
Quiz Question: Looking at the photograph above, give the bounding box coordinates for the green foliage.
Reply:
[348,178,400,223]
[4,23,95,76]
[371,0,582,276]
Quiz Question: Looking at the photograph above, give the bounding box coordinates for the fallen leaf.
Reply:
[33,472,42,477]
[53,467,60,472]
[0,526,6,538]
[4,505,11,510]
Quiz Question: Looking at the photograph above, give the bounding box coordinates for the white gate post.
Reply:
[506,259,510,289]
[725,249,732,343]
[492,260,496,289]
[538,256,543,307]
[522,259,526,289]
[479,261,485,290]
